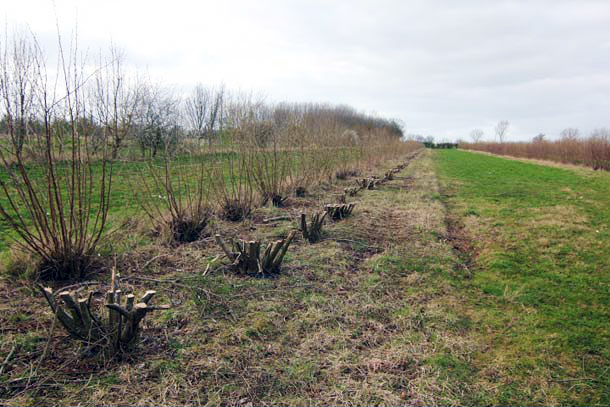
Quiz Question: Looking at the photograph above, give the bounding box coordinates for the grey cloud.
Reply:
[6,0,609,140]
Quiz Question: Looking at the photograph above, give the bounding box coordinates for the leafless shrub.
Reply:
[134,155,212,244]
[91,47,139,159]
[0,29,115,280]
[214,150,255,222]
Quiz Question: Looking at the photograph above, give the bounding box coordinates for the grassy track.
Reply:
[436,149,610,405]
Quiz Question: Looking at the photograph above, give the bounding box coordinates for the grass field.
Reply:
[0,149,608,405]
[436,149,610,405]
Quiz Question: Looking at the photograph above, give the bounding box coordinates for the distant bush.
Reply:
[424,142,458,149]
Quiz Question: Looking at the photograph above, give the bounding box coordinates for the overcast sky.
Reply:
[3,0,609,141]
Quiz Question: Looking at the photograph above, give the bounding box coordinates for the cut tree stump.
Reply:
[38,281,169,353]
[324,203,356,220]
[215,231,297,275]
[271,194,288,207]
[356,178,377,190]
[344,187,360,197]
[300,211,328,243]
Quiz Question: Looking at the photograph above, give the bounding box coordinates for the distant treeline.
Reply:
[0,96,405,160]
[423,142,458,149]
[0,27,405,161]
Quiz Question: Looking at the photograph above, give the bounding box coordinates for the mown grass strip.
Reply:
[436,149,610,405]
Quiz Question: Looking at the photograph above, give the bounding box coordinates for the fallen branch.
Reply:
[0,344,17,376]
[262,215,293,224]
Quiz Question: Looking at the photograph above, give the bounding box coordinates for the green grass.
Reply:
[436,149,610,405]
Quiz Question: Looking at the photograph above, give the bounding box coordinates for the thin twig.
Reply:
[139,254,167,272]
[0,344,17,376]
[120,276,221,299]
[51,281,99,293]
[203,254,222,276]
[37,316,56,367]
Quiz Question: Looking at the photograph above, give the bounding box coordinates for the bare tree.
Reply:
[134,82,180,158]
[590,128,609,139]
[185,84,210,143]
[0,28,39,156]
[470,128,484,143]
[207,85,224,145]
[495,120,509,143]
[184,84,225,146]
[533,133,546,142]
[91,47,139,158]
[560,127,580,140]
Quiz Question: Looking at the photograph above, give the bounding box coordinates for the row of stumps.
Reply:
[212,152,420,277]
[38,153,419,355]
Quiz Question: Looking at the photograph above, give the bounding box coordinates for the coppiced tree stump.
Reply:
[344,187,360,197]
[271,194,288,207]
[295,186,307,197]
[215,231,297,275]
[38,283,169,353]
[324,203,356,220]
[356,178,377,190]
[300,212,328,243]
